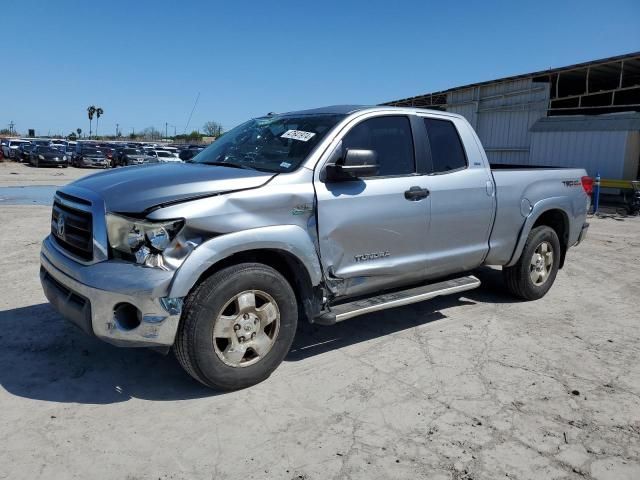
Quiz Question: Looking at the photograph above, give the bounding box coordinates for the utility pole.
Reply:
[165,122,168,141]
[8,121,15,136]
[116,123,119,138]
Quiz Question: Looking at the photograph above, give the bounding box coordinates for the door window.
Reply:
[342,116,415,176]
[423,118,467,174]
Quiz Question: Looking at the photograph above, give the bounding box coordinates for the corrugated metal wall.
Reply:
[624,132,640,180]
[445,78,550,165]
[529,130,630,178]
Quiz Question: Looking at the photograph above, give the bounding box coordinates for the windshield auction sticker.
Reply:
[281,130,316,142]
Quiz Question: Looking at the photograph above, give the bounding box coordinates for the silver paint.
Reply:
[40,105,589,348]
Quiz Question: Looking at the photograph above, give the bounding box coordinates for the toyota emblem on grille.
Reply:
[56,214,66,238]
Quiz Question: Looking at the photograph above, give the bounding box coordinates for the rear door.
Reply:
[418,115,495,277]
[315,114,432,298]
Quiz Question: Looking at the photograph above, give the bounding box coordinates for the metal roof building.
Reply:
[384,52,640,180]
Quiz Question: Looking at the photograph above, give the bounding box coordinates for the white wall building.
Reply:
[386,52,640,180]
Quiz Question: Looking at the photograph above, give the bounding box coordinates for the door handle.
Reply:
[404,186,430,201]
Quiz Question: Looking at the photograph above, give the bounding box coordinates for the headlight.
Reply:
[63,155,67,161]
[106,213,185,268]
[38,154,45,160]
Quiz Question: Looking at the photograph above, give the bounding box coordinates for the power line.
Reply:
[184,92,200,134]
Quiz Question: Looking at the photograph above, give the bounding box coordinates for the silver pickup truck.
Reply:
[40,105,590,389]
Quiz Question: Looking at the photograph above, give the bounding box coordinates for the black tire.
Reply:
[174,263,298,390]
[503,225,561,301]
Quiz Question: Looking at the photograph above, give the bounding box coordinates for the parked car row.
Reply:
[1,137,209,168]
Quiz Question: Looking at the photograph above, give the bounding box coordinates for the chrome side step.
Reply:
[314,275,480,325]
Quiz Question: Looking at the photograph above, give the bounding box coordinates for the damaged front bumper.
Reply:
[40,235,182,347]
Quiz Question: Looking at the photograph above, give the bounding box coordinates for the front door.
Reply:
[315,115,431,298]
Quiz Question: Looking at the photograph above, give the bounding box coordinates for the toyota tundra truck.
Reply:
[40,105,591,389]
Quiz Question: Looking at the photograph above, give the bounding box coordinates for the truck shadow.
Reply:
[0,267,516,404]
[289,267,513,360]
[0,304,214,404]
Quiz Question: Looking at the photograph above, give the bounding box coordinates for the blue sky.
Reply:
[3,0,639,136]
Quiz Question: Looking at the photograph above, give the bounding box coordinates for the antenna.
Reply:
[184,92,200,134]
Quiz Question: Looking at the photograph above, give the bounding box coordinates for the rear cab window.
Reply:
[423,117,467,174]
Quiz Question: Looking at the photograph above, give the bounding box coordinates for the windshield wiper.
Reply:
[202,161,256,171]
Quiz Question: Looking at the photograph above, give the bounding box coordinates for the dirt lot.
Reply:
[0,160,90,187]
[1,162,639,479]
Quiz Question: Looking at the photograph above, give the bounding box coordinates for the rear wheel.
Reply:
[503,226,561,300]
[174,263,298,390]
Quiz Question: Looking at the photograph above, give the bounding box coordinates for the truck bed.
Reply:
[484,167,589,266]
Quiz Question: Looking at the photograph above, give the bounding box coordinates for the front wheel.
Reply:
[503,225,561,300]
[174,263,298,390]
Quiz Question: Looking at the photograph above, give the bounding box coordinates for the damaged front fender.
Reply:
[168,224,324,298]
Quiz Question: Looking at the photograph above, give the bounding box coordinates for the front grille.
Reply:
[51,195,93,260]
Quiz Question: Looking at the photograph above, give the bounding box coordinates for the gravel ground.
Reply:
[0,160,93,187]
[0,164,639,480]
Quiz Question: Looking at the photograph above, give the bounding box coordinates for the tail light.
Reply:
[581,176,593,195]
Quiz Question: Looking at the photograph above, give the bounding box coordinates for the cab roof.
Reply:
[279,105,369,116]
[279,104,459,118]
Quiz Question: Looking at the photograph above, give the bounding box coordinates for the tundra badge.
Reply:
[354,251,390,262]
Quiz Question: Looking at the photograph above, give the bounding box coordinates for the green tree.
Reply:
[87,106,96,138]
[187,130,202,140]
[76,128,82,138]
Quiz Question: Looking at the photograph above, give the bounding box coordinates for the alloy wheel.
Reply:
[530,241,553,286]
[212,290,280,367]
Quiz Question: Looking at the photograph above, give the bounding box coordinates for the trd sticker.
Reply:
[562,180,581,187]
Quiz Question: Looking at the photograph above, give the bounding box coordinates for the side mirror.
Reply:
[325,148,379,181]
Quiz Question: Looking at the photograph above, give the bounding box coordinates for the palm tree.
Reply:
[95,107,104,138]
[87,106,96,138]
[76,128,82,138]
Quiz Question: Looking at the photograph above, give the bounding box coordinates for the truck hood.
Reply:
[64,163,275,213]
